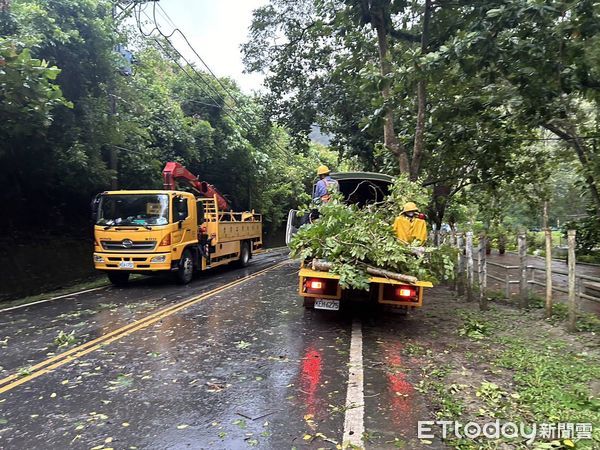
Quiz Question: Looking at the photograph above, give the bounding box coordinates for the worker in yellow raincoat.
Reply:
[393,202,428,244]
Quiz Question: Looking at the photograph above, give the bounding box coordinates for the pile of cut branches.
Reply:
[289,176,456,290]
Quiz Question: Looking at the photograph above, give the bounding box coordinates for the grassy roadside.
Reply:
[414,291,600,449]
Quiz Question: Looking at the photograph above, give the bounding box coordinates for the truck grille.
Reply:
[101,240,157,251]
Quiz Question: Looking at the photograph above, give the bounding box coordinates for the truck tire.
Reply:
[107,271,130,286]
[238,242,251,268]
[176,250,194,284]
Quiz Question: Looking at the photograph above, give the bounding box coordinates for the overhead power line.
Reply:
[133,2,295,160]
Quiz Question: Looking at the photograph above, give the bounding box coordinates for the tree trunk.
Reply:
[410,0,431,181]
[371,6,409,174]
[311,259,418,284]
[542,122,600,217]
[429,184,451,235]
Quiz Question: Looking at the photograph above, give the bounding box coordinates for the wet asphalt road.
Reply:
[0,253,444,450]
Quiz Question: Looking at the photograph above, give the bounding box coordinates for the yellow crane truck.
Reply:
[286,172,432,311]
[92,162,262,285]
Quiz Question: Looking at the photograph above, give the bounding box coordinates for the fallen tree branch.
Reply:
[311,259,418,284]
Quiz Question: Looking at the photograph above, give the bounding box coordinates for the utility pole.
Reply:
[108,0,158,189]
[109,1,120,190]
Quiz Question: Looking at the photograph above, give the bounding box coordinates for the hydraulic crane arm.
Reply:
[162,162,230,211]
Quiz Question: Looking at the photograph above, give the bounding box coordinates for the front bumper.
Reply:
[93,252,172,271]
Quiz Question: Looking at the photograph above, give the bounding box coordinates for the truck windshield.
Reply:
[97,194,170,227]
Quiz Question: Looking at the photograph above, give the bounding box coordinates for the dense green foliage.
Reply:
[0,0,335,237]
[2,0,600,253]
[564,214,600,256]
[244,0,600,239]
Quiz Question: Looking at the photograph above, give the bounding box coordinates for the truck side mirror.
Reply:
[174,197,188,222]
[91,194,102,222]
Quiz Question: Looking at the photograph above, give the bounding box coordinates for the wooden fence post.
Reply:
[456,234,464,296]
[504,269,510,299]
[545,229,553,318]
[478,234,488,310]
[568,230,577,332]
[518,233,528,308]
[466,232,474,302]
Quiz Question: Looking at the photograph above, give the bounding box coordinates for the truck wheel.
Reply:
[176,250,194,284]
[238,242,251,268]
[303,297,315,309]
[107,271,130,286]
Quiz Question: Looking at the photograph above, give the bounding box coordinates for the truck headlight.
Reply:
[94,255,105,263]
[150,255,166,263]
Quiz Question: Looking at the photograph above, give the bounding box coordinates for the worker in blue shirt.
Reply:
[313,165,339,203]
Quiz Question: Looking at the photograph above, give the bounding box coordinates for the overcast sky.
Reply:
[146,0,267,93]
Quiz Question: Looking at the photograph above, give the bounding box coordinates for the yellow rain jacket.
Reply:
[393,215,428,244]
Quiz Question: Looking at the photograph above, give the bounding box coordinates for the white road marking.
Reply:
[343,319,365,448]
[0,252,289,314]
[0,287,106,313]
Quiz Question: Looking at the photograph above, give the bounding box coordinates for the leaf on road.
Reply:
[176,424,189,430]
[206,382,227,392]
[236,341,251,349]
[233,419,247,429]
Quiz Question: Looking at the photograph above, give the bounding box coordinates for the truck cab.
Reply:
[93,189,262,285]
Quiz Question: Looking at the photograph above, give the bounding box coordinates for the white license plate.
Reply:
[119,261,134,269]
[314,299,340,311]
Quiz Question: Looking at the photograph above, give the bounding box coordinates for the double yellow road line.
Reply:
[0,260,288,395]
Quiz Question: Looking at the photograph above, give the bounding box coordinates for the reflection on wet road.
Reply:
[0,255,448,449]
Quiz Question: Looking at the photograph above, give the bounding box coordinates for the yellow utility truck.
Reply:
[92,162,262,285]
[286,172,432,311]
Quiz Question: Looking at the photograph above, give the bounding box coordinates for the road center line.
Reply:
[0,250,289,314]
[0,287,106,313]
[343,319,365,448]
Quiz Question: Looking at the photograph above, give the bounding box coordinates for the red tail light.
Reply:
[397,287,416,298]
[159,234,171,246]
[304,278,338,296]
[382,284,419,302]
[308,280,323,290]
